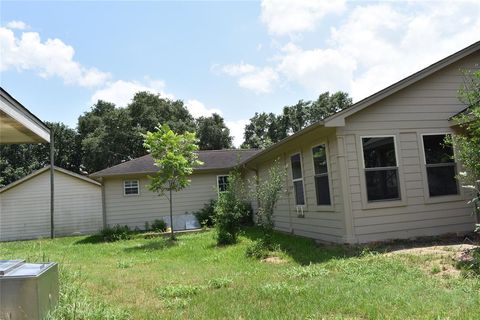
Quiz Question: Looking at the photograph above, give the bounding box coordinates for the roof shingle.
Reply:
[89,149,260,178]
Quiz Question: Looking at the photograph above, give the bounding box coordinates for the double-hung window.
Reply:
[290,153,305,206]
[217,175,229,193]
[422,134,458,197]
[362,136,400,202]
[124,180,139,195]
[312,145,331,206]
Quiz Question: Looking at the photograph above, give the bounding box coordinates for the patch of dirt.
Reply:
[261,256,287,264]
[386,244,478,278]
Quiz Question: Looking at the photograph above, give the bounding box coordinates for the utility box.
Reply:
[0,260,59,320]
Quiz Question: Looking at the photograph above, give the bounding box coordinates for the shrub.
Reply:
[214,169,249,245]
[193,200,216,228]
[151,219,167,232]
[245,239,271,259]
[100,225,131,242]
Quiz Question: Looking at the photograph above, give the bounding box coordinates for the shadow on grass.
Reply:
[241,227,361,265]
[75,234,106,244]
[123,239,178,252]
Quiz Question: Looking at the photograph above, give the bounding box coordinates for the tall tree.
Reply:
[196,113,233,150]
[0,122,81,187]
[144,124,203,239]
[241,91,352,149]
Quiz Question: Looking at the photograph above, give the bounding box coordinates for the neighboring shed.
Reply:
[90,149,259,231]
[0,166,102,242]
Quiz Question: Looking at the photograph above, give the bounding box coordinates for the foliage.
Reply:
[451,69,480,231]
[196,113,233,150]
[193,200,217,228]
[99,225,132,242]
[241,91,352,148]
[144,124,202,238]
[456,248,480,277]
[151,219,168,232]
[245,238,277,259]
[253,159,286,231]
[214,169,249,245]
[0,122,81,187]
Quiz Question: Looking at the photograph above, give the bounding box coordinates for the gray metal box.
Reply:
[0,260,59,320]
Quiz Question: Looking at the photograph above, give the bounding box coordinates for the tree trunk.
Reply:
[169,188,174,240]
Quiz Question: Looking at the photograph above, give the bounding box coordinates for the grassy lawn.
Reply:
[1,228,479,319]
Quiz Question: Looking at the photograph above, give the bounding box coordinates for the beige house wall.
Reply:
[102,171,227,230]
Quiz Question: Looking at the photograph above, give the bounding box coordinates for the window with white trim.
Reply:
[124,180,139,195]
[217,175,229,193]
[290,153,305,206]
[422,134,458,197]
[312,144,331,205]
[362,136,400,202]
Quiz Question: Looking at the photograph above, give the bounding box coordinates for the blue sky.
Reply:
[1,1,479,146]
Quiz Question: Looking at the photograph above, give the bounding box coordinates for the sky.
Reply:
[1,0,479,146]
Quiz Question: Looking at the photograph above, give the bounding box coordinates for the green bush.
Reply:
[151,219,167,232]
[214,170,249,245]
[193,200,216,227]
[245,239,271,259]
[100,225,131,242]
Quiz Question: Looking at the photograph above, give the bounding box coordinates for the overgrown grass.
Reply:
[1,227,479,319]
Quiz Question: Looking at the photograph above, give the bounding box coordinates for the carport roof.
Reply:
[0,87,50,144]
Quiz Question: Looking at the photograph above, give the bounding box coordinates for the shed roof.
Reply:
[0,166,101,194]
[89,149,260,178]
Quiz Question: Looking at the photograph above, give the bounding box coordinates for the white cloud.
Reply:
[226,119,249,147]
[90,79,174,107]
[5,20,29,30]
[260,0,346,36]
[0,27,111,87]
[222,1,480,100]
[220,62,256,76]
[185,99,223,118]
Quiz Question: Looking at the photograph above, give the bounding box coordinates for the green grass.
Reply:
[1,228,479,319]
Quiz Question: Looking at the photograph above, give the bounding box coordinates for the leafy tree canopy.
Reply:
[196,113,233,150]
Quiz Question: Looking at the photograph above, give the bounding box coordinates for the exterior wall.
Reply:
[339,51,480,243]
[103,171,227,230]
[250,127,347,243]
[0,170,102,241]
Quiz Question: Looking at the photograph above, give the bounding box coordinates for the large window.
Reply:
[422,134,458,197]
[362,136,400,202]
[312,145,331,205]
[124,180,139,195]
[290,153,305,206]
[217,175,229,193]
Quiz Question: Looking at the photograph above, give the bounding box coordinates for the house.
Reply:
[241,41,480,243]
[89,149,259,231]
[0,166,102,241]
[92,41,479,244]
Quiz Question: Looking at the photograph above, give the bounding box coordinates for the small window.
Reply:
[124,180,139,195]
[362,136,400,202]
[422,134,458,197]
[290,153,305,206]
[217,175,229,193]
[312,145,331,205]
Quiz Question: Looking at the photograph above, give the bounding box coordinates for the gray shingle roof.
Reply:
[89,149,260,178]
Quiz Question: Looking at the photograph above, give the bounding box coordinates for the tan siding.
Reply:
[103,172,225,230]
[0,170,102,241]
[252,127,346,243]
[340,51,479,242]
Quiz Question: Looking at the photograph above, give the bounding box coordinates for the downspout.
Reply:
[101,177,107,229]
[50,130,55,239]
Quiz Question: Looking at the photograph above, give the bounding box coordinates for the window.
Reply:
[312,145,331,205]
[290,153,305,206]
[362,136,400,202]
[422,134,458,197]
[124,180,139,195]
[217,175,229,193]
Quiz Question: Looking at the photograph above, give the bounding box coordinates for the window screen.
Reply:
[217,175,229,193]
[312,145,331,205]
[422,134,458,197]
[362,137,400,201]
[290,153,305,206]
[124,180,139,195]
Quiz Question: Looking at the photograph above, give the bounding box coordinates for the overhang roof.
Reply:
[0,166,100,194]
[89,149,260,178]
[0,87,50,144]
